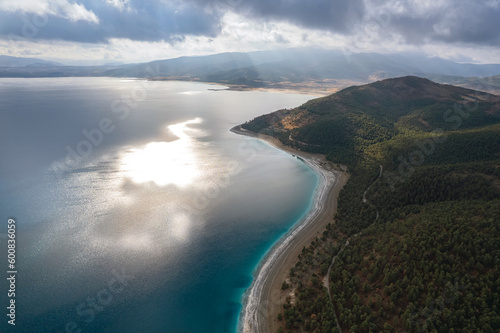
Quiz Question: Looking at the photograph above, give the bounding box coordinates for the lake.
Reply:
[0,78,317,333]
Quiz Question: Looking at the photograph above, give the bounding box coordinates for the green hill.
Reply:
[243,76,500,164]
[241,76,500,332]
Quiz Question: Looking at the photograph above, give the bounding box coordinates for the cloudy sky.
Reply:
[0,0,499,64]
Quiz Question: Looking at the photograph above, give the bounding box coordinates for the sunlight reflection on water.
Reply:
[120,118,203,188]
[0,79,316,333]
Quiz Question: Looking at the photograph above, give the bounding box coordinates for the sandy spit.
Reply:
[231,126,349,333]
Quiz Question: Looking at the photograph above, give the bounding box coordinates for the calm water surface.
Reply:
[0,78,317,333]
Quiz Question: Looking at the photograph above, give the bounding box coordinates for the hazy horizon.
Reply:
[1,1,499,65]
[4,47,500,67]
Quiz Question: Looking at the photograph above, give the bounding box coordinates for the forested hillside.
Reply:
[242,76,500,332]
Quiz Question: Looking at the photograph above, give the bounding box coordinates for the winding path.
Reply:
[322,165,383,332]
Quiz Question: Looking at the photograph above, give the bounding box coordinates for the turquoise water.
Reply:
[0,78,318,333]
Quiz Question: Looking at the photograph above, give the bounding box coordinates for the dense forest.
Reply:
[242,76,500,332]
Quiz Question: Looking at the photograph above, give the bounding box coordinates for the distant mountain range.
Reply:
[1,50,500,93]
[0,55,62,67]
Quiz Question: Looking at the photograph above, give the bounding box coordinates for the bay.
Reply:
[0,78,317,333]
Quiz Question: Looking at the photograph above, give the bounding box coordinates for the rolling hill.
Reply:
[0,55,62,67]
[239,76,500,332]
[242,76,500,164]
[1,51,500,93]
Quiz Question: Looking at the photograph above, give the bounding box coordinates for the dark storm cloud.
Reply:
[0,0,221,43]
[226,0,500,46]
[382,0,500,46]
[0,0,498,47]
[229,0,366,32]
[0,0,366,44]
[434,1,500,45]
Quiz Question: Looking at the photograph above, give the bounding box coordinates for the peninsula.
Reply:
[237,76,500,332]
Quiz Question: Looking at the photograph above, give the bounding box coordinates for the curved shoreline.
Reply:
[231,126,349,333]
